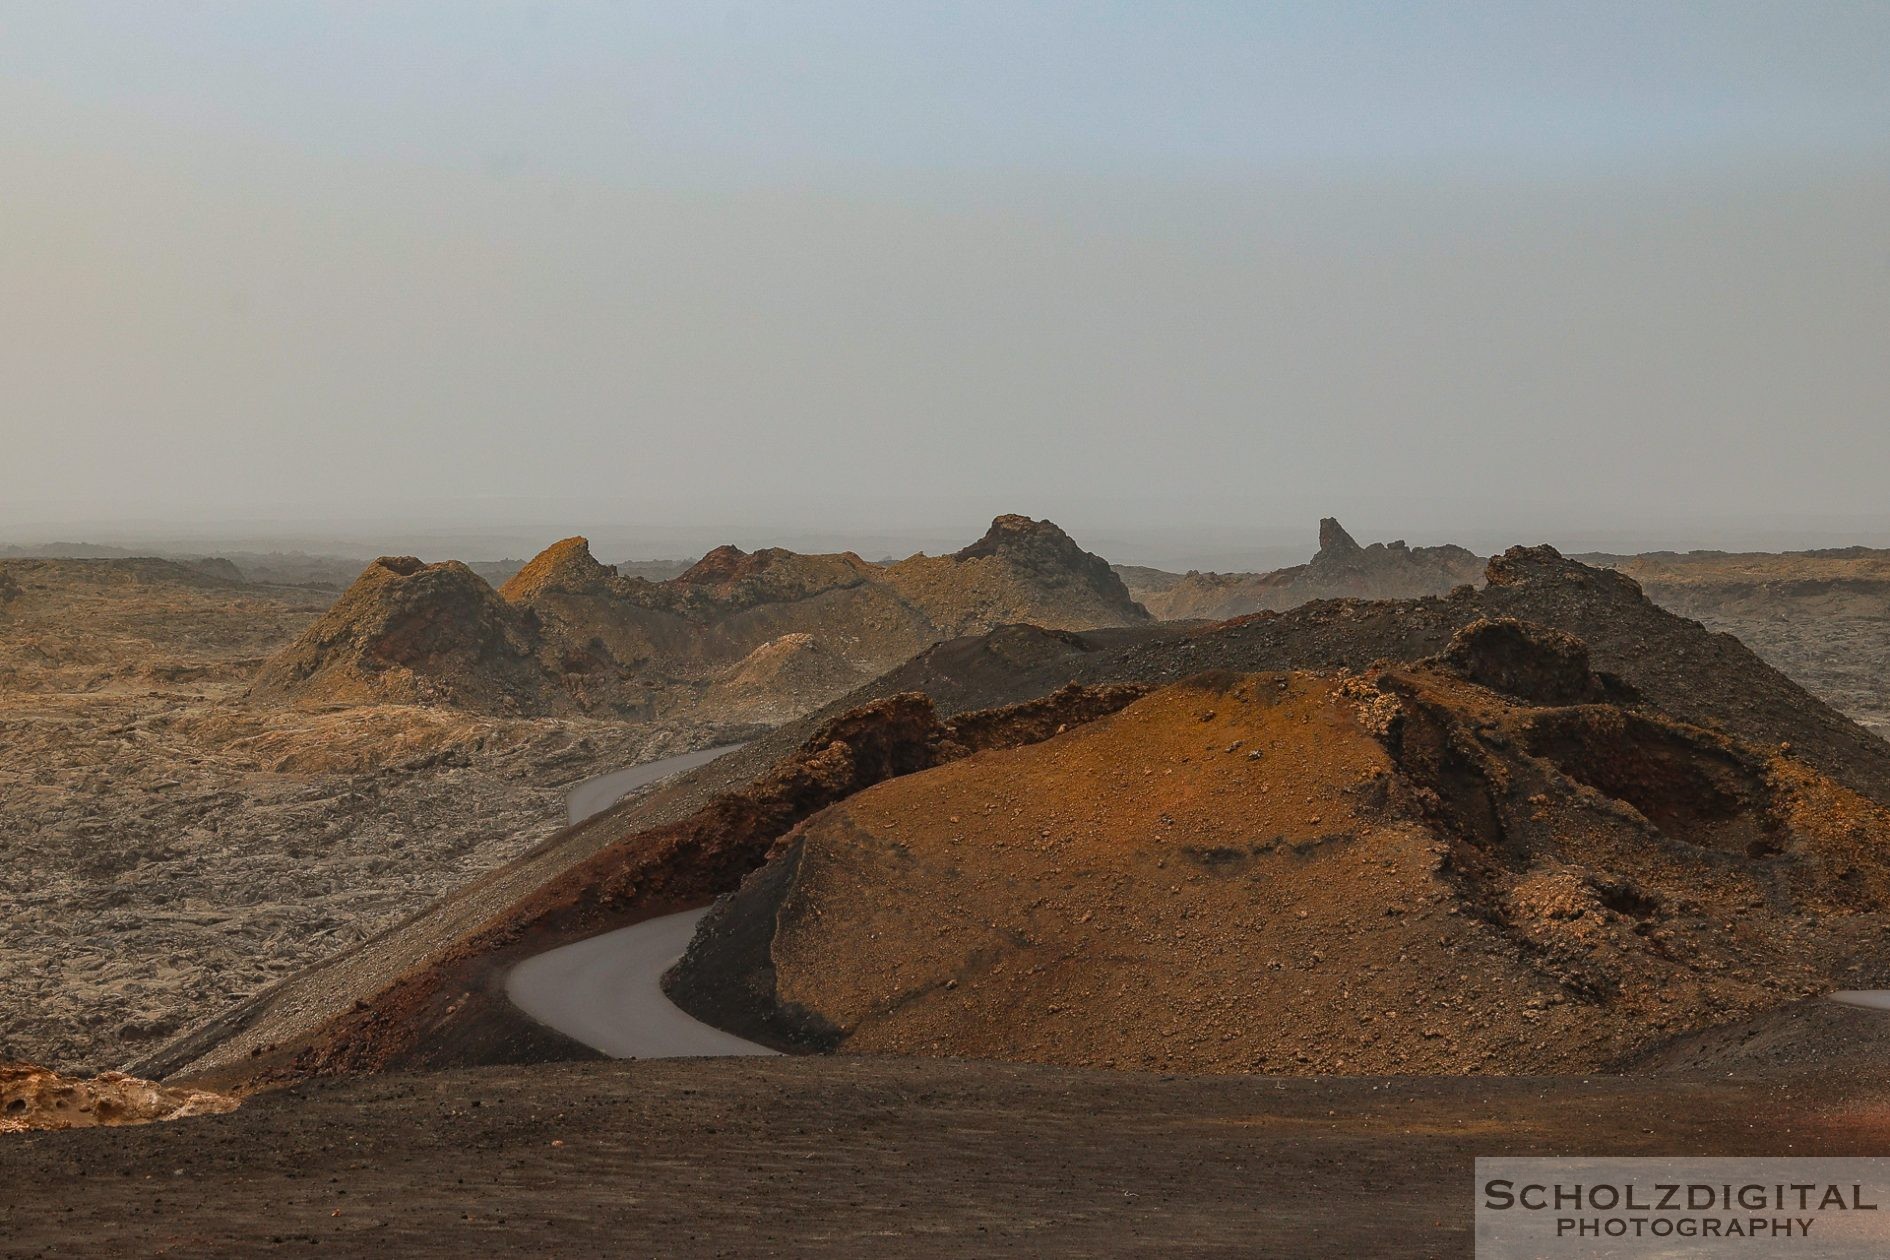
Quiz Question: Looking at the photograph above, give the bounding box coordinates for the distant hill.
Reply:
[1118,518,1483,620]
[249,515,1149,720]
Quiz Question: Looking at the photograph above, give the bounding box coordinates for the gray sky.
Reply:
[4,2,1888,566]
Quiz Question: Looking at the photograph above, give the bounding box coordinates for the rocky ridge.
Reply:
[251,516,1147,721]
[1121,518,1484,621]
[1584,546,1890,737]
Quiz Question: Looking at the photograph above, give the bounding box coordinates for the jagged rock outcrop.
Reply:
[1317,516,1361,556]
[1122,518,1485,621]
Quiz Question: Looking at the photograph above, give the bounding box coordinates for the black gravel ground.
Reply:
[4,1050,1880,1259]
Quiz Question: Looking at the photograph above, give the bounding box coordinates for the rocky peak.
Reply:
[249,555,545,711]
[674,545,762,589]
[953,514,1088,568]
[1485,545,1645,598]
[1317,517,1363,558]
[499,537,614,602]
[950,515,1147,617]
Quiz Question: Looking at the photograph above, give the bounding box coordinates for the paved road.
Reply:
[565,743,743,825]
[505,908,776,1058]
[506,744,774,1059]
[1831,991,1890,1011]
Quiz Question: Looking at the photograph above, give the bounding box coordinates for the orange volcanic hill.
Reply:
[669,617,1890,1075]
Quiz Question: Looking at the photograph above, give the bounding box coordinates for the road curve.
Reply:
[505,908,776,1058]
[505,744,776,1059]
[565,743,743,826]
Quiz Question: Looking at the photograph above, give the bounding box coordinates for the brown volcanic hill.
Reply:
[883,515,1150,637]
[248,556,552,713]
[1124,518,1484,620]
[253,519,1152,722]
[670,624,1890,1075]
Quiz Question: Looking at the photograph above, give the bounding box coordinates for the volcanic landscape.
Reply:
[6,516,1890,1256]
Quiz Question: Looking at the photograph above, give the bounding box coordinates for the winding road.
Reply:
[565,743,742,826]
[505,745,776,1059]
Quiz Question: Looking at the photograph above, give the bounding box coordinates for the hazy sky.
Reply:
[4,2,1889,564]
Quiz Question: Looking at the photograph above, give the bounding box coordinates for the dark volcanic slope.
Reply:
[4,1050,1883,1260]
[1078,546,1890,808]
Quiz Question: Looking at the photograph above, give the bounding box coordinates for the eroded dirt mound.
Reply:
[669,633,1890,1075]
[1125,518,1485,620]
[0,1062,235,1132]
